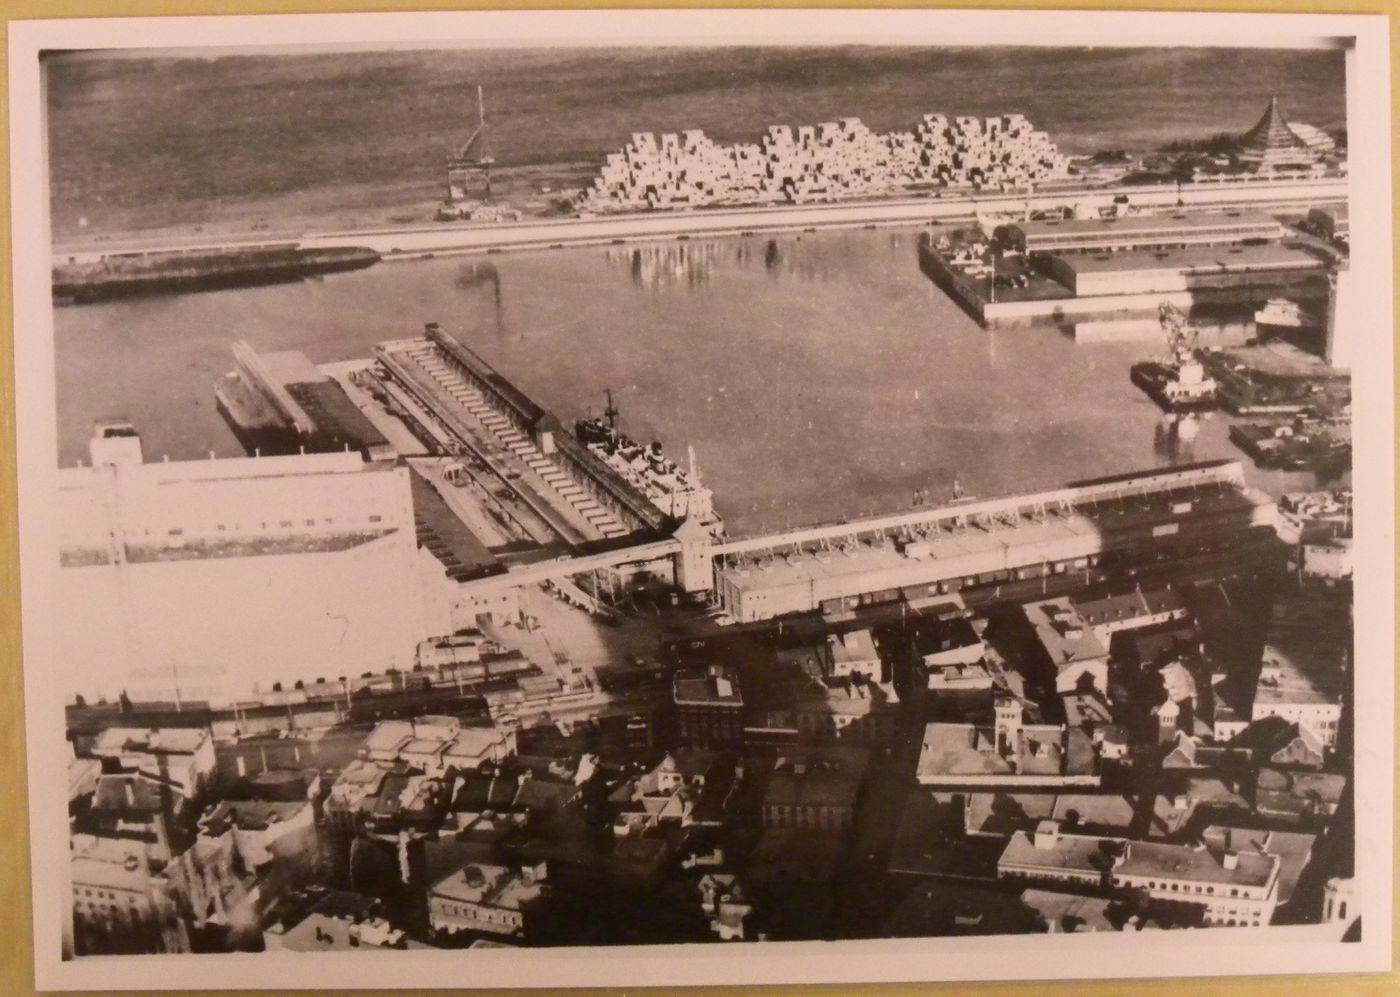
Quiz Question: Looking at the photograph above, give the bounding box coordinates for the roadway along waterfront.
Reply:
[53,176,1348,265]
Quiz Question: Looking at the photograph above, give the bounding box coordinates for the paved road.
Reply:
[54,177,1349,264]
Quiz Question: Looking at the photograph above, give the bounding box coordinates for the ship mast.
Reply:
[604,389,620,430]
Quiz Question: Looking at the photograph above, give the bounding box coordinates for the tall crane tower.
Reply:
[1159,301,1198,364]
[446,85,495,205]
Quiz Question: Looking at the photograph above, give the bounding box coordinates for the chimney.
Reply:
[1032,820,1062,850]
[124,780,135,808]
[1222,850,1239,871]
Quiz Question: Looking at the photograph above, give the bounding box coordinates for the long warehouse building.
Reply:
[1003,210,1285,255]
[711,460,1276,622]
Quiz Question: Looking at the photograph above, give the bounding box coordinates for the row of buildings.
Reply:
[580,113,1069,212]
[881,555,1352,935]
[709,460,1278,623]
[67,539,1352,949]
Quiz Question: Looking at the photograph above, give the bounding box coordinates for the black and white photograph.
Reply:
[8,8,1393,991]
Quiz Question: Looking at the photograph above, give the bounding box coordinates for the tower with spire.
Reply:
[1236,96,1327,172]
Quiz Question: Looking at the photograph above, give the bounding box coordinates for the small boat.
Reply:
[1254,298,1318,331]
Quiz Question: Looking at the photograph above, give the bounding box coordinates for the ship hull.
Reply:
[1130,362,1220,413]
[53,246,381,304]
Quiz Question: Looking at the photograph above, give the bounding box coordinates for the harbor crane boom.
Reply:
[1159,301,1198,361]
[447,85,495,202]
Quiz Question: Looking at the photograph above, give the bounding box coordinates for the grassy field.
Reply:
[44,45,1345,242]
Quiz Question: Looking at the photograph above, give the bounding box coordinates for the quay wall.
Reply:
[420,324,668,534]
[53,177,1349,265]
[916,240,991,325]
[980,279,1328,326]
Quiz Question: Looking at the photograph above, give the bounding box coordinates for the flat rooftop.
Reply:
[1254,657,1339,707]
[1001,829,1277,888]
[204,799,307,833]
[1015,210,1281,240]
[674,669,742,706]
[363,721,414,754]
[797,678,900,716]
[59,446,376,486]
[92,726,207,755]
[431,863,544,911]
[765,753,867,809]
[256,348,328,388]
[1023,597,1108,667]
[723,514,1095,596]
[720,481,1266,597]
[1053,242,1323,277]
[286,379,392,455]
[1253,581,1349,708]
[407,464,508,582]
[400,738,449,757]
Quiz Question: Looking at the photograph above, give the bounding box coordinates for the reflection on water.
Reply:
[613,231,926,292]
[765,238,782,274]
[456,261,504,336]
[1071,307,1256,346]
[1154,411,1201,464]
[614,243,723,290]
[55,225,1334,536]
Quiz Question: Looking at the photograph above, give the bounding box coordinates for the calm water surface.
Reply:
[54,228,1315,536]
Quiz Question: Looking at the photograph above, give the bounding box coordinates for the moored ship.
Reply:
[1130,355,1219,412]
[1130,302,1220,412]
[575,391,722,535]
[53,244,381,304]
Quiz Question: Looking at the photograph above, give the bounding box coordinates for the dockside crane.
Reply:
[1159,301,1198,364]
[446,85,495,204]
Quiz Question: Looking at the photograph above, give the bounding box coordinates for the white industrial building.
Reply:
[55,421,436,704]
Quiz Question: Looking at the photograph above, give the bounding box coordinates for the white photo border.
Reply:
[9,7,1392,991]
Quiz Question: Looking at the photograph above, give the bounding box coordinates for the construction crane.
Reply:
[446,85,495,205]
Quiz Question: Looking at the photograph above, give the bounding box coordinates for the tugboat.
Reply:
[1130,302,1220,412]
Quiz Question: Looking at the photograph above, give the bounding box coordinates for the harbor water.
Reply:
[53,226,1328,537]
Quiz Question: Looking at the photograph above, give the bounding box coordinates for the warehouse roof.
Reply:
[1012,210,1281,242]
[1051,242,1323,277]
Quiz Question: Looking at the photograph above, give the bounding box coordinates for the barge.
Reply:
[53,244,381,303]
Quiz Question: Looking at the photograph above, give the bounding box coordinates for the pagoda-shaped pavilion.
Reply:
[1236,97,1323,172]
